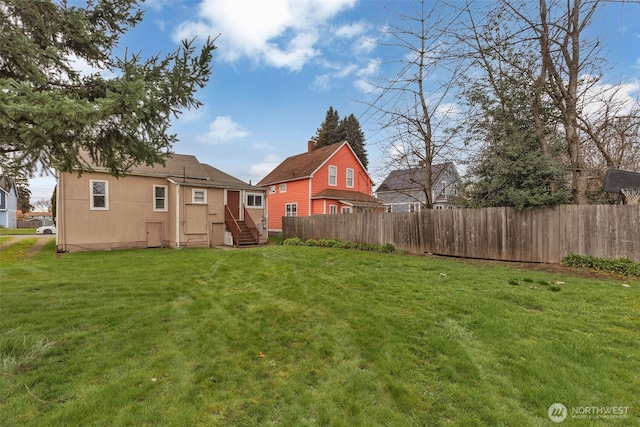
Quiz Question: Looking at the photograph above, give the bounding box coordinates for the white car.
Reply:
[36,225,57,235]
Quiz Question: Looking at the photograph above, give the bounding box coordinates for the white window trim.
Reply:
[341,206,352,213]
[328,165,337,186]
[270,186,276,194]
[285,202,298,217]
[279,183,287,193]
[346,168,354,188]
[90,179,109,210]
[329,205,338,214]
[153,185,168,212]
[246,192,264,208]
[192,188,207,204]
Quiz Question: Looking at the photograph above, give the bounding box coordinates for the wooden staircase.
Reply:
[236,221,258,246]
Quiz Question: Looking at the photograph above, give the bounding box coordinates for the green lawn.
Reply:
[0,227,37,235]
[1,242,638,426]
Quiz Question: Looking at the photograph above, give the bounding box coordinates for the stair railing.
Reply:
[225,205,241,247]
[243,207,259,243]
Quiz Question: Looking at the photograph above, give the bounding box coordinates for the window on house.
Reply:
[192,189,207,204]
[154,185,168,211]
[270,186,276,194]
[285,203,297,217]
[90,180,108,210]
[279,183,287,193]
[329,205,337,214]
[328,165,337,186]
[341,207,352,213]
[346,168,354,188]
[386,205,392,213]
[247,193,264,208]
[441,181,446,196]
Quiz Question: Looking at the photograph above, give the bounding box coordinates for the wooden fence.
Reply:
[282,205,640,263]
[17,220,42,228]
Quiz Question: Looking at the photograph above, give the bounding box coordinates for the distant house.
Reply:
[57,154,267,252]
[258,141,381,232]
[376,162,463,211]
[0,178,18,228]
[25,211,54,226]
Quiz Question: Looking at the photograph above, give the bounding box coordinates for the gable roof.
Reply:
[257,141,347,186]
[376,162,457,193]
[0,177,17,196]
[77,153,260,191]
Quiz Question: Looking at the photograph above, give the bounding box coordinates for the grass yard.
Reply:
[1,242,638,426]
[0,228,36,235]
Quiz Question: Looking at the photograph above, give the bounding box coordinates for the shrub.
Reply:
[283,237,304,246]
[381,243,396,253]
[282,238,396,254]
[318,239,340,248]
[562,253,640,277]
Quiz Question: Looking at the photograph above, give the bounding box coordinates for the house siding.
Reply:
[58,172,173,252]
[266,178,310,231]
[58,172,262,252]
[310,144,372,196]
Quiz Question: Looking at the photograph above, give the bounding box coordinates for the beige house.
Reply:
[56,154,268,252]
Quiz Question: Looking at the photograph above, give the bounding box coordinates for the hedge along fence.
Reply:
[282,205,640,263]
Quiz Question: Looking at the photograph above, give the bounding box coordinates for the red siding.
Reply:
[266,178,310,231]
[266,143,374,231]
[311,144,372,196]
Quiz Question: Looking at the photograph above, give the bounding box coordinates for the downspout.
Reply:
[56,171,64,251]
[175,183,181,248]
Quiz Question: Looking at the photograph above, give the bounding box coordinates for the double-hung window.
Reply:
[246,193,263,208]
[279,183,287,193]
[154,185,168,211]
[346,168,354,188]
[328,165,337,186]
[90,180,109,210]
[285,203,297,217]
[329,205,337,214]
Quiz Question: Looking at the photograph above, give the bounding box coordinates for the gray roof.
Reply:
[376,162,456,192]
[80,153,262,191]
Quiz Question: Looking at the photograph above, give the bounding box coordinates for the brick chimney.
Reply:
[308,140,315,152]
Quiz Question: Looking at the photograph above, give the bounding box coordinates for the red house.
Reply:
[258,141,381,232]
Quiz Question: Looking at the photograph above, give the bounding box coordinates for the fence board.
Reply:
[282,205,640,263]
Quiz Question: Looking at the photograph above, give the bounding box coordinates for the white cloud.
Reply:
[311,74,333,91]
[579,75,640,119]
[354,58,381,93]
[353,36,376,55]
[173,0,356,71]
[249,154,282,179]
[198,116,249,144]
[335,22,367,39]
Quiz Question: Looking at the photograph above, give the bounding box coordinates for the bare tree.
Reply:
[499,0,616,204]
[363,0,466,209]
[32,199,52,212]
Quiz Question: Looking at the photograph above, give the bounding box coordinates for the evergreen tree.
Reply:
[464,75,572,209]
[0,0,215,176]
[312,107,368,169]
[313,106,341,149]
[338,114,368,169]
